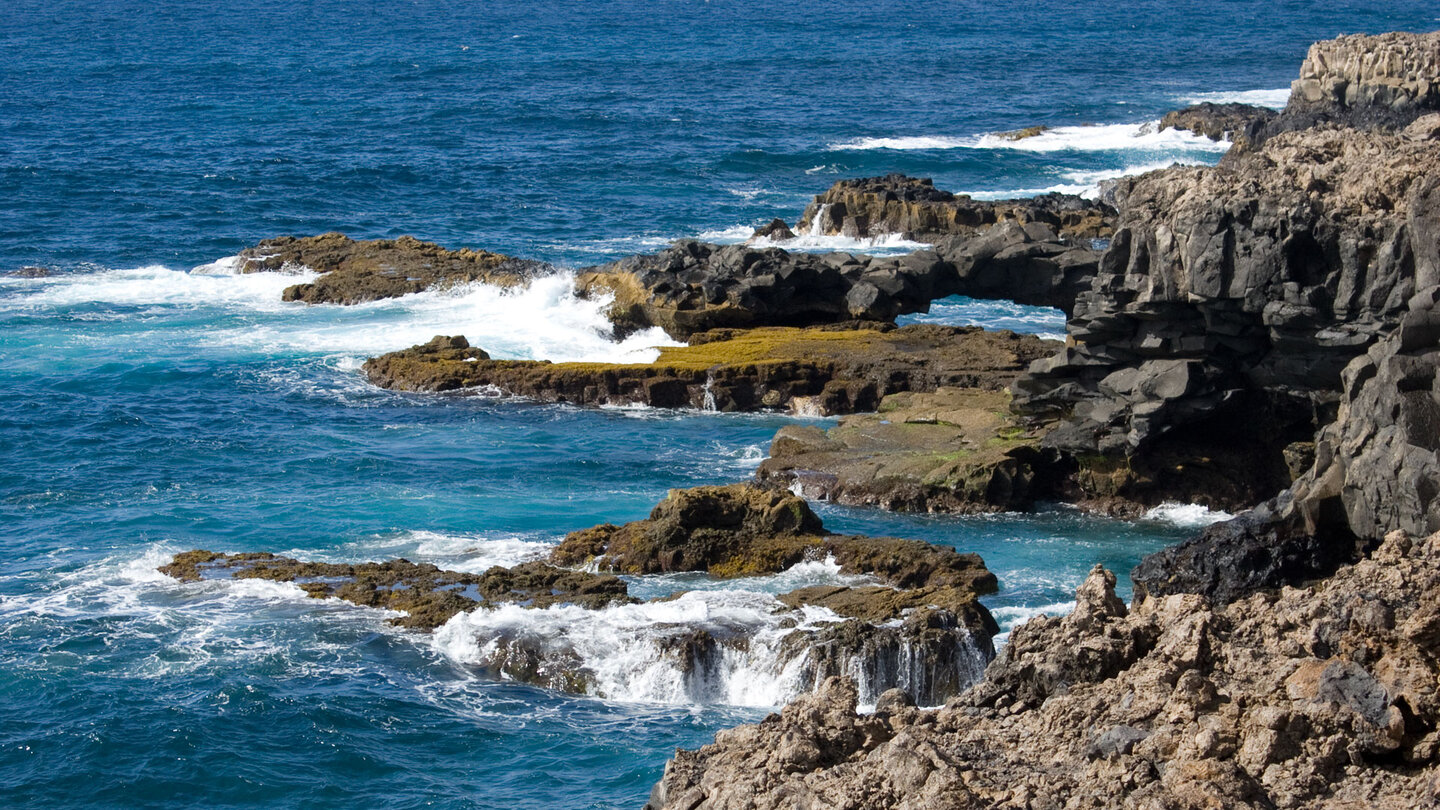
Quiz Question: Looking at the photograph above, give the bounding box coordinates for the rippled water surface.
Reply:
[4,1,1439,807]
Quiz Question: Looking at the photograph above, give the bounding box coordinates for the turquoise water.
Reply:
[4,1,1440,807]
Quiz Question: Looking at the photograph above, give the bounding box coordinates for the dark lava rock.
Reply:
[797,174,1115,242]
[749,218,796,241]
[1159,102,1277,143]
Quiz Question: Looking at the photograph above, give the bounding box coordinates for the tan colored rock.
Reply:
[647,531,1440,809]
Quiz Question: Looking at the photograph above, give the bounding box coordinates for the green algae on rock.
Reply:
[362,324,1055,415]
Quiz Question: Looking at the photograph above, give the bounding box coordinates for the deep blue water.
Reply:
[3,1,1439,808]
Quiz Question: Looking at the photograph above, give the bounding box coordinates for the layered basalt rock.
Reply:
[362,324,1053,415]
[573,239,960,339]
[158,551,633,630]
[1014,124,1440,480]
[1134,284,1440,604]
[794,174,1114,242]
[235,232,551,304]
[648,537,1440,809]
[1264,31,1440,140]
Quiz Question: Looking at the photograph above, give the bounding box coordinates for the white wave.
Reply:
[1177,88,1290,109]
[0,264,318,313]
[988,600,1076,648]
[959,157,1210,201]
[204,271,679,363]
[624,555,877,602]
[899,295,1066,339]
[1142,502,1234,528]
[433,589,838,706]
[693,224,758,242]
[830,121,1232,155]
[747,230,930,255]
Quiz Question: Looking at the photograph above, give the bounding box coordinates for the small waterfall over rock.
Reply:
[432,588,995,708]
[701,372,718,412]
[808,203,830,237]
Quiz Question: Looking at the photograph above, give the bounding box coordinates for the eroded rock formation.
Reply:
[794,174,1114,242]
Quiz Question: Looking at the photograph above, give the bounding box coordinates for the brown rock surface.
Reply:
[235,232,551,304]
[158,550,633,630]
[796,174,1114,242]
[549,483,998,599]
[648,535,1440,809]
[757,387,1056,514]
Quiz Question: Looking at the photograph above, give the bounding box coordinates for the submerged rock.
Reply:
[235,232,551,304]
[362,323,1054,415]
[648,533,1440,808]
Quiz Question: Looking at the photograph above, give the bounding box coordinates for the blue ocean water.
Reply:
[3,1,1439,807]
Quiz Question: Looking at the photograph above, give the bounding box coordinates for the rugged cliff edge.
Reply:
[647,535,1440,809]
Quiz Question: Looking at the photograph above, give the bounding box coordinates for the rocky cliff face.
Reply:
[1134,283,1440,604]
[1014,123,1440,478]
[1283,31,1440,129]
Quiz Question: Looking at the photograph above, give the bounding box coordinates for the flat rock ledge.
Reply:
[363,324,1055,415]
[648,533,1440,809]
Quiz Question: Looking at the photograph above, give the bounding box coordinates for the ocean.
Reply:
[2,1,1437,807]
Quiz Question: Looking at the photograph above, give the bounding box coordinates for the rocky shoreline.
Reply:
[197,27,1440,809]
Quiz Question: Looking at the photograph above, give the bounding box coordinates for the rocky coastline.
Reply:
[639,29,1440,810]
[200,28,1440,809]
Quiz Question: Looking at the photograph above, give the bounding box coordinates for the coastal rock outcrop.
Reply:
[1134,284,1440,604]
[550,483,998,598]
[162,486,1002,706]
[363,324,1054,415]
[1265,30,1440,140]
[574,239,961,339]
[158,550,633,630]
[235,232,551,304]
[1159,101,1278,144]
[649,534,1440,809]
[1013,124,1440,490]
[794,174,1114,242]
[757,388,1059,514]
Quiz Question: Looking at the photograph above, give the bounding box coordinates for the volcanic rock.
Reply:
[796,174,1115,242]
[362,323,1053,415]
[235,232,551,304]
[648,533,1440,808]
